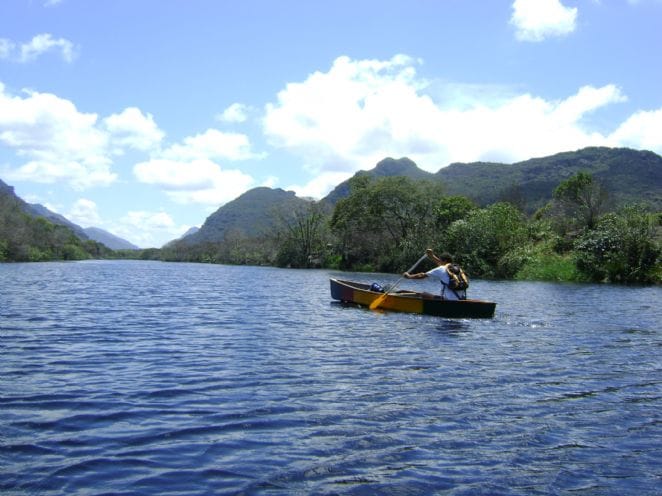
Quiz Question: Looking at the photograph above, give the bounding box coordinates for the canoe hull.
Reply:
[330,278,496,319]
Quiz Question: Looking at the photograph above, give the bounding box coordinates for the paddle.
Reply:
[369,253,429,310]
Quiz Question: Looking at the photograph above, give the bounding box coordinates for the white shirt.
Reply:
[426,264,463,300]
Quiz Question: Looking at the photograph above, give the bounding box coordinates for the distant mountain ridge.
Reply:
[323,147,662,213]
[83,227,139,250]
[162,226,199,248]
[26,203,90,240]
[180,187,311,245]
[436,147,662,212]
[323,157,434,204]
[0,178,138,250]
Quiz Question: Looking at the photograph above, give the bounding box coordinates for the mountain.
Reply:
[436,147,662,212]
[323,147,662,213]
[180,187,311,245]
[1,178,27,210]
[162,226,199,248]
[26,203,90,240]
[323,157,435,204]
[26,202,139,250]
[84,227,139,250]
[1,177,137,251]
[1,178,111,261]
[0,180,88,239]
[0,180,88,237]
[5,146,661,252]
[182,226,200,237]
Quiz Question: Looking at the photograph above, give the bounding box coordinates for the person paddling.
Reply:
[403,248,467,300]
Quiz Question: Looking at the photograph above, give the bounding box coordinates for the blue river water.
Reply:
[1,260,660,495]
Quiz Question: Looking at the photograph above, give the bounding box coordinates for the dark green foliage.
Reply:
[574,204,660,283]
[159,155,660,283]
[0,178,112,262]
[330,175,444,272]
[434,147,662,213]
[0,210,109,262]
[183,187,310,245]
[444,203,529,278]
[273,201,331,268]
[552,171,611,230]
[432,196,478,230]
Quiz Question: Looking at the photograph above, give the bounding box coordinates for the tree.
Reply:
[574,204,660,283]
[431,195,478,231]
[552,172,610,231]
[274,201,330,268]
[330,176,444,271]
[445,202,529,278]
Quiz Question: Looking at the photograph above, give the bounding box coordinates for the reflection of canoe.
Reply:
[330,278,496,319]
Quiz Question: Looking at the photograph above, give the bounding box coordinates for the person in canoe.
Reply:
[403,248,469,300]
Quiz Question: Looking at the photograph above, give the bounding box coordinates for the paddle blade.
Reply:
[369,292,387,310]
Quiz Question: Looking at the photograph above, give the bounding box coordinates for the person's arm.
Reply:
[426,248,443,266]
[404,271,427,279]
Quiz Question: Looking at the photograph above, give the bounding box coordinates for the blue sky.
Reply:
[1,0,661,248]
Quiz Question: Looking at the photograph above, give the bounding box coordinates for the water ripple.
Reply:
[1,261,661,495]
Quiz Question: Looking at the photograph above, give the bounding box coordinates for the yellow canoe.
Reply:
[330,278,496,319]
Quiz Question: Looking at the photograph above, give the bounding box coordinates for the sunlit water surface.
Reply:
[1,260,660,495]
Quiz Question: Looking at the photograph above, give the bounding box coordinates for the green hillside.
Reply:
[181,187,312,245]
[323,157,435,204]
[0,179,110,261]
[324,147,662,213]
[437,147,662,212]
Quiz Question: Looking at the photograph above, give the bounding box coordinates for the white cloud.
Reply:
[0,84,173,190]
[287,171,354,199]
[552,85,627,123]
[68,198,101,227]
[510,0,578,42]
[135,158,218,190]
[216,103,250,123]
[264,54,431,175]
[609,109,662,151]
[1,34,76,62]
[262,54,662,198]
[161,129,264,162]
[131,128,262,206]
[103,107,164,152]
[64,201,188,248]
[19,33,77,63]
[0,84,116,189]
[0,39,15,59]
[114,210,186,248]
[260,175,280,188]
[133,157,254,205]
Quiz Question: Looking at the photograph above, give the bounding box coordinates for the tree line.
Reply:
[158,172,660,284]
[0,193,112,262]
[2,172,660,284]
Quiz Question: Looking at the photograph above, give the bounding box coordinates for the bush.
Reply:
[445,203,529,278]
[515,252,584,282]
[574,205,660,283]
[28,246,51,261]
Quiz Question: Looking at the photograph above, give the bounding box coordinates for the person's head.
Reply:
[438,252,453,264]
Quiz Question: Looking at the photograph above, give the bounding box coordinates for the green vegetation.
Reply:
[438,147,662,212]
[0,205,111,262]
[155,171,660,284]
[2,149,660,284]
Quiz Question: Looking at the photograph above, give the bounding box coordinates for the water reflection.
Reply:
[434,319,471,335]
